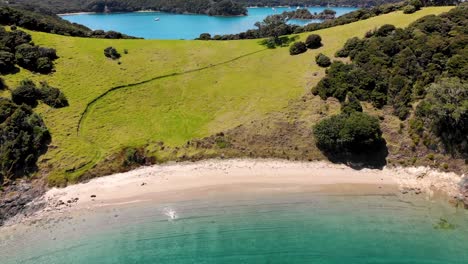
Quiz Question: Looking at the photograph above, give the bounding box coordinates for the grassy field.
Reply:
[2,7,453,185]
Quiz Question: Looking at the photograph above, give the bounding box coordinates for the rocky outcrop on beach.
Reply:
[0,180,46,226]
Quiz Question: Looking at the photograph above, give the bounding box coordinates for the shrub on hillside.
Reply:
[305,34,322,49]
[104,47,121,60]
[1,29,32,50]
[0,97,50,184]
[38,82,69,108]
[11,79,40,107]
[315,53,331,67]
[11,79,68,108]
[0,51,16,73]
[0,78,6,90]
[122,147,147,167]
[313,112,383,153]
[14,44,57,73]
[289,41,307,55]
[403,5,417,14]
[341,92,363,115]
[314,6,468,122]
[408,0,423,10]
[375,24,396,37]
[198,33,211,40]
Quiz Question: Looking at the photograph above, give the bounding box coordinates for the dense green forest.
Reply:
[0,6,136,38]
[313,6,467,158]
[2,0,247,16]
[0,26,69,184]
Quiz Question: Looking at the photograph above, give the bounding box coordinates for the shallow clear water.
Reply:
[61,7,358,39]
[1,190,468,263]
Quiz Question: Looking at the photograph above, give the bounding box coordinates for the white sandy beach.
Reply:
[6,159,464,226]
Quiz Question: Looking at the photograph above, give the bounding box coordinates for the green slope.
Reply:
[2,7,453,184]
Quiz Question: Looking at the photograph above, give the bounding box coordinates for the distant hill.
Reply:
[0,6,137,38]
[2,0,247,16]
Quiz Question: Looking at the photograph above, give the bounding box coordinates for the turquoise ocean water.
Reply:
[1,190,468,263]
[60,7,358,39]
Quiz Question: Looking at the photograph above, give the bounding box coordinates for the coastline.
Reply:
[57,6,358,17]
[57,12,96,16]
[5,159,465,227]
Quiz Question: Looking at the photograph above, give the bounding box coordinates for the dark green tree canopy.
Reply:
[289,41,307,55]
[305,34,322,49]
[315,53,331,67]
[313,112,383,153]
[0,97,50,184]
[314,6,467,121]
[415,78,468,157]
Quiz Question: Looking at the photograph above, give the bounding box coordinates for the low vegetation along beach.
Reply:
[0,0,467,262]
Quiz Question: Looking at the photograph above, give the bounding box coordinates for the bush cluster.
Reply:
[313,111,383,153]
[314,7,467,121]
[11,79,68,108]
[315,53,331,67]
[0,97,50,184]
[414,78,467,157]
[104,47,121,60]
[313,6,467,157]
[289,41,307,55]
[305,34,322,49]
[0,27,58,73]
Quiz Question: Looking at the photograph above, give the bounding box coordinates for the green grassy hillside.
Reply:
[2,7,453,185]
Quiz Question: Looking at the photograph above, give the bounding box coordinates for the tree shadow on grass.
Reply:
[320,139,389,170]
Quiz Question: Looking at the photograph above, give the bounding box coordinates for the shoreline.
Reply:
[4,159,465,227]
[57,6,358,17]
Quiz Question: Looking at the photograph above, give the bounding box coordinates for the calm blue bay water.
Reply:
[1,191,468,263]
[61,7,358,39]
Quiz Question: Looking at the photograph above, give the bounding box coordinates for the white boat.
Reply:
[154,17,160,21]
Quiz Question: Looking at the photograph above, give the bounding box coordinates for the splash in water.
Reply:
[163,207,178,221]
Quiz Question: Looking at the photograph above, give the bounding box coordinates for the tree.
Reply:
[446,55,468,79]
[305,34,322,49]
[315,53,331,67]
[198,33,211,40]
[289,41,307,55]
[313,112,383,153]
[415,78,467,157]
[0,98,50,184]
[254,14,292,41]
